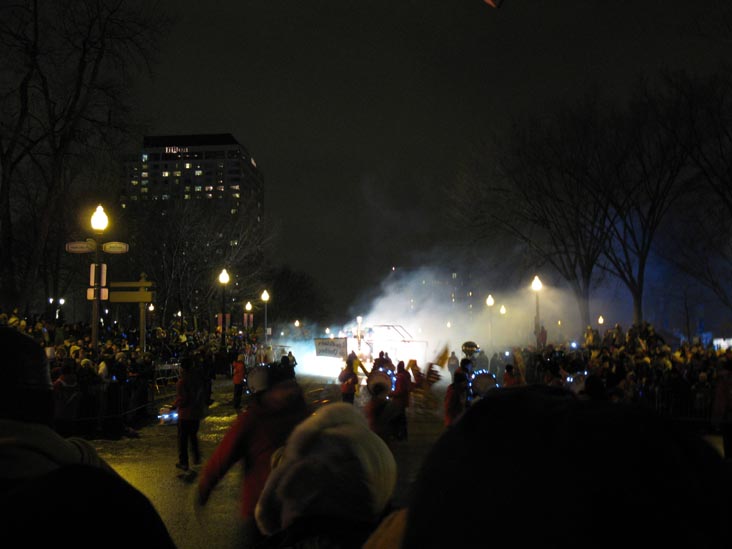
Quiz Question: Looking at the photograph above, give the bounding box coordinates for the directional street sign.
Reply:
[109,290,153,303]
[102,241,129,254]
[109,276,155,303]
[65,241,93,253]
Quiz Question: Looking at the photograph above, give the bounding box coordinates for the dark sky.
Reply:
[135,0,726,315]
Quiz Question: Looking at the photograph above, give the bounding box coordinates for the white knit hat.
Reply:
[255,402,397,535]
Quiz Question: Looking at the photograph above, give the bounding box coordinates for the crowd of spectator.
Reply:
[0,307,272,438]
[485,321,732,427]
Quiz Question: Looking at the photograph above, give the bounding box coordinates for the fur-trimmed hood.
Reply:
[255,402,397,536]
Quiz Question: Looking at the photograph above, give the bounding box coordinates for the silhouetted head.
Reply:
[402,385,729,548]
[0,327,53,425]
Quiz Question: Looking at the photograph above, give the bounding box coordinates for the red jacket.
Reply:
[338,367,358,394]
[173,369,206,421]
[198,380,310,519]
[232,360,245,385]
[391,369,412,409]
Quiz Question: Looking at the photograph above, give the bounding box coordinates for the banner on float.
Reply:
[314,337,347,359]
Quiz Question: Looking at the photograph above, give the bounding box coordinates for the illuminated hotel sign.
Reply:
[164,146,189,154]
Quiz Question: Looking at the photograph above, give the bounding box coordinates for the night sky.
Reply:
[134,0,725,315]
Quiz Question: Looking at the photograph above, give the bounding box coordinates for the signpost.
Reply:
[65,217,130,357]
[109,274,155,352]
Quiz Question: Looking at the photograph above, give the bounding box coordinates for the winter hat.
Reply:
[255,402,397,535]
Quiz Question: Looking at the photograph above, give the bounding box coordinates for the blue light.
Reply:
[571,341,577,349]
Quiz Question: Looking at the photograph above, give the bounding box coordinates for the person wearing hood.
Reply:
[255,402,397,548]
[0,326,175,547]
[196,361,311,548]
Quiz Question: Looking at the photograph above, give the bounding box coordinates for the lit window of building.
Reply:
[185,163,192,169]
[195,169,203,176]
[162,171,170,177]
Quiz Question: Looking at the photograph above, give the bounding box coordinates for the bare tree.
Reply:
[123,199,267,329]
[454,96,615,329]
[656,71,732,313]
[601,80,696,325]
[0,0,167,312]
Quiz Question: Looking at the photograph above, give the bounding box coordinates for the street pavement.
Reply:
[92,374,724,549]
[93,374,446,549]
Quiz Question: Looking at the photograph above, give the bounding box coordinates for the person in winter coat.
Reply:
[173,356,208,471]
[196,362,311,549]
[255,402,397,549]
[338,359,359,404]
[0,327,175,547]
[365,382,399,444]
[232,353,246,410]
[390,361,413,441]
[444,371,469,427]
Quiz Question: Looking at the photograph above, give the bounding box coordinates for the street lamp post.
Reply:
[90,205,108,359]
[531,275,543,346]
[261,290,270,347]
[357,315,363,351]
[245,301,252,334]
[218,268,230,349]
[486,294,495,351]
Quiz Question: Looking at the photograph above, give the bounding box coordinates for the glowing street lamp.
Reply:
[90,205,108,358]
[598,315,604,326]
[218,268,230,349]
[486,294,495,350]
[500,304,507,315]
[261,290,270,346]
[531,275,543,346]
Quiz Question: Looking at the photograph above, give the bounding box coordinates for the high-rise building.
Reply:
[121,133,263,220]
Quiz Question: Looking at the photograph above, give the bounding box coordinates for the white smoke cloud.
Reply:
[273,264,634,383]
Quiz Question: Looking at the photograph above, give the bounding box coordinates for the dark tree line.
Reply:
[454,70,732,329]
